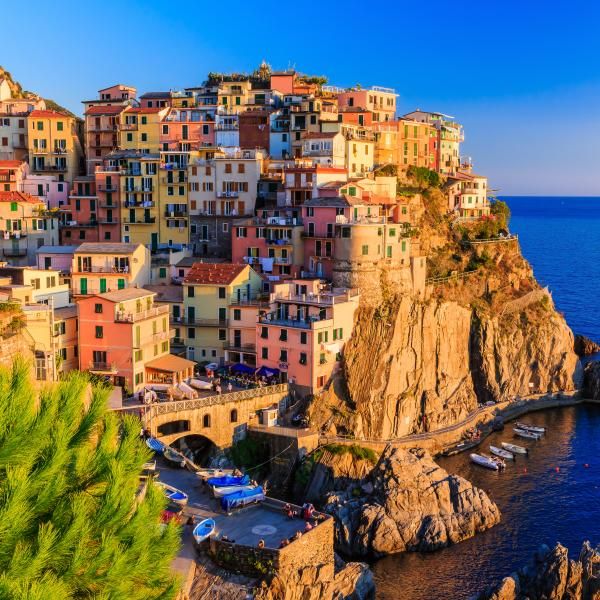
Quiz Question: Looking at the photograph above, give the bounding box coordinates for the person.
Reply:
[286,505,294,520]
[302,503,315,520]
[139,427,144,439]
[216,384,222,395]
[279,539,289,548]
[227,382,233,393]
[257,539,265,549]
[293,530,302,541]
[304,521,313,532]
[283,502,291,515]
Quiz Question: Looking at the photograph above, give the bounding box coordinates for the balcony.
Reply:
[223,342,257,354]
[32,163,67,172]
[273,289,358,306]
[98,202,117,209]
[302,231,335,239]
[258,313,327,329]
[123,217,156,225]
[165,210,188,217]
[217,191,240,198]
[2,248,27,258]
[124,185,153,193]
[88,124,118,132]
[89,361,118,373]
[173,317,229,327]
[119,123,137,131]
[75,264,130,274]
[115,305,169,323]
[99,219,118,225]
[124,200,154,208]
[161,176,188,184]
[98,184,118,193]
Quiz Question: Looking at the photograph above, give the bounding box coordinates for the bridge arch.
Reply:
[168,432,219,465]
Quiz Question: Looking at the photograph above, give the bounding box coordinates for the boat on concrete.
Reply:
[212,484,256,498]
[163,446,186,467]
[192,518,216,544]
[207,474,250,487]
[501,442,529,455]
[146,437,165,453]
[220,486,265,512]
[490,445,514,460]
[155,481,189,506]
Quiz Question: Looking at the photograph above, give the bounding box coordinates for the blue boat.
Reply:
[207,474,250,487]
[192,518,216,544]
[155,481,189,506]
[146,437,165,453]
[220,486,265,512]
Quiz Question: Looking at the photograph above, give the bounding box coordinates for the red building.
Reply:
[239,110,270,152]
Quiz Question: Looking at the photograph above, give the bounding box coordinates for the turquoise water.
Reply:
[373,197,600,599]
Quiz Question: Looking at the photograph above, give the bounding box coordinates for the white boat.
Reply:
[212,484,256,498]
[490,445,514,460]
[501,442,528,455]
[516,422,546,434]
[192,518,216,544]
[177,381,198,399]
[188,378,213,391]
[513,427,541,440]
[195,468,235,482]
[470,453,503,471]
[155,481,189,506]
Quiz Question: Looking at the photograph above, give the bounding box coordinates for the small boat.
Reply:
[195,468,235,482]
[155,481,189,506]
[220,486,265,512]
[207,474,250,487]
[212,484,256,498]
[516,422,546,434]
[513,427,542,440]
[470,453,504,471]
[142,460,157,472]
[192,518,216,544]
[188,378,213,391]
[163,446,186,467]
[501,442,529,455]
[146,437,165,453]
[490,445,514,460]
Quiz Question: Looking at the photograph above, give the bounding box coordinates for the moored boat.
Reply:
[501,442,529,455]
[207,474,250,487]
[192,518,216,544]
[212,484,256,498]
[155,481,189,506]
[513,427,542,440]
[490,445,514,460]
[163,446,186,467]
[195,468,235,482]
[471,453,504,471]
[516,422,546,434]
[220,486,265,512]
[146,437,165,453]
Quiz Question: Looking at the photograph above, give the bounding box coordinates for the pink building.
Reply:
[160,107,215,151]
[36,244,79,275]
[0,160,27,192]
[256,278,359,397]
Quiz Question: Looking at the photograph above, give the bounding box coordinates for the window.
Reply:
[203,414,211,428]
[134,350,143,362]
[261,347,268,359]
[187,327,195,338]
[230,409,238,422]
[361,245,369,255]
[260,327,268,339]
[299,352,307,365]
[238,163,245,173]
[333,327,343,340]
[279,329,288,342]
[300,331,307,344]
[57,121,63,131]
[279,349,288,362]
[187,286,195,298]
[218,329,226,341]
[320,353,327,364]
[236,227,247,237]
[218,287,226,299]
[141,133,147,142]
[141,116,147,125]
[94,303,103,314]
[222,222,229,233]
[386,246,392,258]
[159,267,167,278]
[389,228,396,237]
[233,309,241,320]
[161,341,168,352]
[402,241,407,252]
[95,326,103,339]
[135,373,144,385]
[225,163,232,173]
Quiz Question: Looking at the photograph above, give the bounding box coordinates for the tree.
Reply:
[0,359,180,599]
[490,199,511,230]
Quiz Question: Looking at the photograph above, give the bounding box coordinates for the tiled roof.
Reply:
[125,107,162,114]
[139,92,173,99]
[303,196,359,207]
[184,262,247,285]
[303,131,339,140]
[318,180,350,189]
[28,110,69,119]
[143,285,183,303]
[0,160,25,168]
[0,191,43,204]
[75,242,141,255]
[96,288,154,303]
[85,105,126,116]
[37,245,80,254]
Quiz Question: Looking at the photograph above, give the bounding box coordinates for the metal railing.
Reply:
[115,305,169,323]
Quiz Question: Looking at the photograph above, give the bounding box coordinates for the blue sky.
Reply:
[4,0,600,195]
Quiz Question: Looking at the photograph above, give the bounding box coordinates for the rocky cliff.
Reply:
[575,335,600,357]
[322,447,500,558]
[311,190,581,439]
[475,541,600,600]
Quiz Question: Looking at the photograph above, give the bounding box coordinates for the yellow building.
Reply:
[373,119,436,170]
[182,262,262,364]
[159,150,190,248]
[27,109,83,184]
[118,107,166,153]
[217,80,252,113]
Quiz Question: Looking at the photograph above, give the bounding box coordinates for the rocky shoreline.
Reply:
[321,446,500,558]
[475,541,600,600]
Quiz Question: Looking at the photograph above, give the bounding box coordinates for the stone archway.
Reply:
[169,433,218,466]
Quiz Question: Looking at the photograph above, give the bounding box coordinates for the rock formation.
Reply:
[575,335,600,357]
[583,361,600,400]
[475,541,600,600]
[322,446,500,557]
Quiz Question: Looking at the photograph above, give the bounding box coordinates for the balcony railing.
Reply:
[75,265,130,274]
[89,361,117,373]
[165,210,188,217]
[217,191,240,198]
[115,305,169,323]
[119,123,137,131]
[172,317,229,327]
[124,185,153,193]
[161,176,188,184]
[223,342,257,353]
[32,164,67,172]
[258,314,328,329]
[98,184,118,193]
[2,248,27,257]
[273,289,359,306]
[124,200,154,208]
[123,217,156,224]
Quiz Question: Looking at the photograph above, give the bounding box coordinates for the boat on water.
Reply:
[207,474,250,487]
[470,453,505,471]
[490,445,514,460]
[192,518,216,544]
[513,427,542,440]
[501,442,529,455]
[220,486,265,512]
[155,481,189,506]
[146,437,165,453]
[163,446,186,467]
[516,422,546,434]
[212,484,256,498]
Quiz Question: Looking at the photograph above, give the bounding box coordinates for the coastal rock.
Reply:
[575,335,600,356]
[475,542,600,600]
[584,361,600,400]
[323,447,500,558]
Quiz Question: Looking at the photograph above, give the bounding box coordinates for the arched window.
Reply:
[203,414,211,428]
[230,409,238,423]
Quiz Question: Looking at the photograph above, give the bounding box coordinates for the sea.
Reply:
[373,197,600,599]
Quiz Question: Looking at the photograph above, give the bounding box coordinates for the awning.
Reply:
[145,354,196,373]
[231,363,255,375]
[256,366,279,377]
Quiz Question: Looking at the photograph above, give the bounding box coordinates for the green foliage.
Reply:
[490,199,511,230]
[467,251,493,271]
[228,436,269,475]
[407,165,441,189]
[375,164,398,177]
[0,359,180,599]
[325,443,379,464]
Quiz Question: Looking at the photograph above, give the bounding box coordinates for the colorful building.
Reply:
[181,262,262,364]
[256,278,360,397]
[71,242,150,296]
[77,288,192,394]
[119,107,166,154]
[444,172,490,218]
[332,86,397,122]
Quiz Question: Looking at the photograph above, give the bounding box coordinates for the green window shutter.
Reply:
[80,278,87,294]
[10,202,17,212]
[159,267,167,278]
[117,278,125,290]
[99,278,107,293]
[57,122,63,131]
